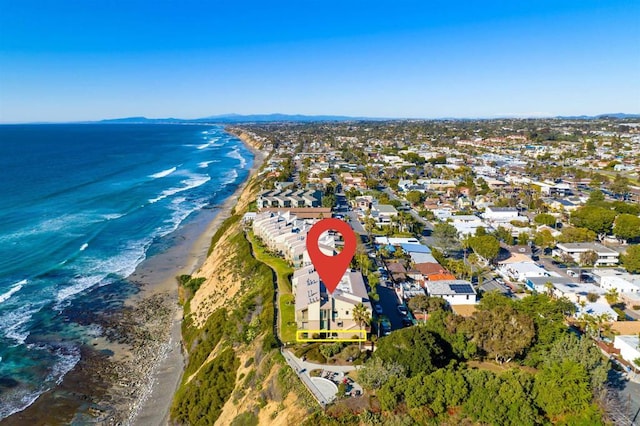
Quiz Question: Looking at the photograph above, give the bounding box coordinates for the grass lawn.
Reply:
[247,231,297,343]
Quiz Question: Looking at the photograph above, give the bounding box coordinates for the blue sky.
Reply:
[0,0,638,122]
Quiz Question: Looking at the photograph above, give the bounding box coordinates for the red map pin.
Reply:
[306,218,357,295]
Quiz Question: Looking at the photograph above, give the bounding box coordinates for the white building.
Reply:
[614,335,640,368]
[593,269,640,293]
[450,215,487,236]
[425,280,477,305]
[482,206,519,223]
[370,204,398,225]
[554,242,620,266]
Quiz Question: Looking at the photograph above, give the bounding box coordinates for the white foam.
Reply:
[0,213,98,243]
[48,345,81,385]
[0,280,26,304]
[197,160,221,168]
[222,169,239,185]
[79,243,88,251]
[102,213,125,221]
[148,174,211,204]
[1,304,41,344]
[227,148,247,168]
[148,166,177,179]
[55,239,149,307]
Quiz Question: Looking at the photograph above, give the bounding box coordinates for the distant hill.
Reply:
[93,113,386,124]
[98,116,184,124]
[193,113,383,123]
[556,113,640,120]
[89,112,639,124]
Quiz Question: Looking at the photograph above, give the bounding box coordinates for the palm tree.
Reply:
[605,288,619,306]
[352,302,371,350]
[544,281,555,297]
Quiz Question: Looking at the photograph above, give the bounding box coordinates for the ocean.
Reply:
[0,124,253,420]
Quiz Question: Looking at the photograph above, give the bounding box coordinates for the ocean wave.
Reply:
[1,304,42,344]
[102,213,126,221]
[148,174,211,204]
[54,240,148,307]
[47,344,81,386]
[148,166,177,179]
[196,137,223,150]
[222,169,239,185]
[0,344,81,420]
[158,198,209,237]
[0,280,26,304]
[226,148,248,169]
[0,213,100,244]
[197,160,221,168]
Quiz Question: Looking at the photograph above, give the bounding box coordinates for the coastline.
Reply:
[129,129,267,425]
[1,128,268,425]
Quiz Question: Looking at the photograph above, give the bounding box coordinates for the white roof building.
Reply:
[425,280,478,305]
[614,335,640,369]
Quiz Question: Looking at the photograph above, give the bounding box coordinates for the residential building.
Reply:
[592,269,640,293]
[294,267,372,333]
[425,280,478,305]
[613,335,640,369]
[370,204,398,224]
[257,188,322,209]
[482,206,519,222]
[554,242,620,266]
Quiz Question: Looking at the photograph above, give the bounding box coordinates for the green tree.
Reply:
[533,229,556,249]
[579,250,598,267]
[432,222,459,253]
[546,333,610,392]
[570,206,616,237]
[469,305,535,363]
[404,368,469,415]
[609,173,629,197]
[622,245,640,273]
[407,295,447,322]
[604,287,619,305]
[469,235,501,263]
[613,214,640,241]
[517,232,530,246]
[534,360,592,417]
[353,302,371,349]
[495,226,515,245]
[358,357,406,390]
[463,369,542,426]
[374,326,446,376]
[404,190,425,205]
[586,189,605,205]
[534,213,557,227]
[558,227,596,243]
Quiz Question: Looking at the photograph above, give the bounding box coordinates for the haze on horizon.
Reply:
[0,0,639,123]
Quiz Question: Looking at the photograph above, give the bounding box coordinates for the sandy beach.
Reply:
[128,130,268,425]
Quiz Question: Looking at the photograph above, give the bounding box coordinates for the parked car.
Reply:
[402,318,414,327]
[374,304,383,315]
[397,305,408,316]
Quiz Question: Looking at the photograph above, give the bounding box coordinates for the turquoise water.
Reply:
[0,124,252,418]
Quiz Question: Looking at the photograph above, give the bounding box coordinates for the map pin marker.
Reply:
[306,218,357,295]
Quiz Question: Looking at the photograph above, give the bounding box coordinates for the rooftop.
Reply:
[426,280,476,295]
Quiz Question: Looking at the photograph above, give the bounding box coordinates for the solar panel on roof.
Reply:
[450,284,473,294]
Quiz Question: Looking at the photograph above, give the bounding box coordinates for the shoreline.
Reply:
[129,129,267,425]
[1,128,268,425]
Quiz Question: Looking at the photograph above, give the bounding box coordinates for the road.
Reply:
[381,187,434,232]
[375,283,405,332]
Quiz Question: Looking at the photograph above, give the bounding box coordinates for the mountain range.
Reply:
[94,112,639,124]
